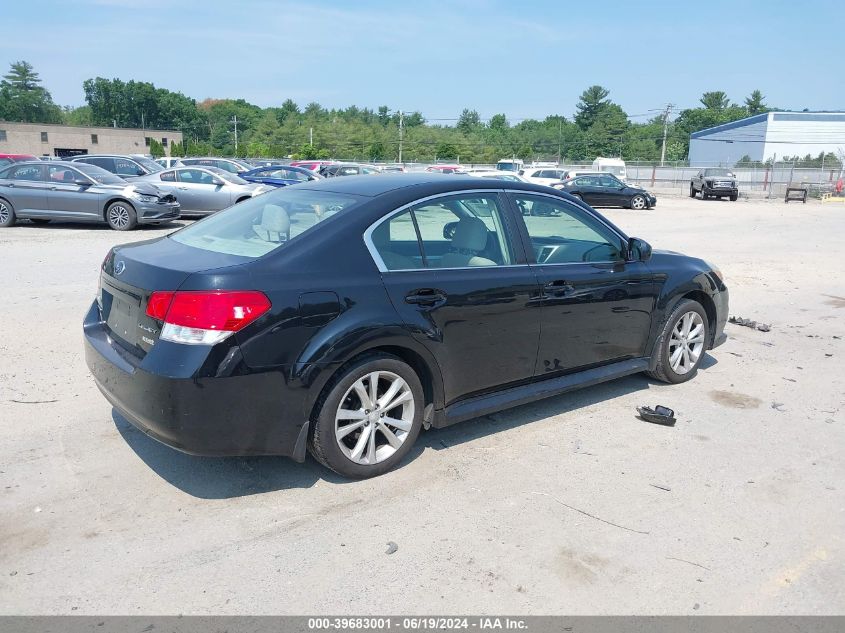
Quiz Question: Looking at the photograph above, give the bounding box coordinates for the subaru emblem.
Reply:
[114,260,126,275]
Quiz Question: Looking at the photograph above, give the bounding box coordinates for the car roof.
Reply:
[292,172,547,197]
[5,160,78,167]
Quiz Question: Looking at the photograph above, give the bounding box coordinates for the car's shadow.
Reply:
[114,356,717,499]
[16,219,189,231]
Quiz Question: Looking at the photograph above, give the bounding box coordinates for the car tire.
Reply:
[730,194,738,201]
[689,184,696,198]
[0,198,17,227]
[630,194,647,210]
[647,299,709,384]
[106,201,138,231]
[309,353,424,479]
[570,193,583,202]
[30,218,51,225]
[700,188,708,200]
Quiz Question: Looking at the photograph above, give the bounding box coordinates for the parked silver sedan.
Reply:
[0,161,179,230]
[135,166,272,216]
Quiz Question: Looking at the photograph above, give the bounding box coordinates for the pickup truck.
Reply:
[690,168,738,201]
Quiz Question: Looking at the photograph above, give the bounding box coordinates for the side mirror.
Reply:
[443,221,458,240]
[628,237,652,262]
[75,179,92,187]
[212,178,225,186]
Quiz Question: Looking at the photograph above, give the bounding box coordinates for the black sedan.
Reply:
[84,174,727,478]
[552,173,656,209]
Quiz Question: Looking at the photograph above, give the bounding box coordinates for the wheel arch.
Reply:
[102,197,135,220]
[303,342,444,426]
[680,289,717,344]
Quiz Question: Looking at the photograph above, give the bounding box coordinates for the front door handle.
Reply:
[544,280,574,297]
[405,288,447,308]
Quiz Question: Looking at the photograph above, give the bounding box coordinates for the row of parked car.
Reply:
[0,152,660,231]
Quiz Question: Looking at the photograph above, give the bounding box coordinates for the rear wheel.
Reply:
[689,184,696,198]
[0,198,16,227]
[647,299,709,384]
[630,194,647,210]
[106,201,137,231]
[309,354,424,478]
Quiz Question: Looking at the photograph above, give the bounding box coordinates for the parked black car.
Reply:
[690,168,738,201]
[84,174,727,478]
[552,174,656,209]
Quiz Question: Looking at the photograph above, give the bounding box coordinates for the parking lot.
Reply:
[1,195,843,615]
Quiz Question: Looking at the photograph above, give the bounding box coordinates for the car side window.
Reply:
[9,164,44,181]
[178,169,214,185]
[115,159,143,176]
[370,194,514,271]
[511,194,625,264]
[160,171,176,182]
[49,165,82,183]
[573,177,591,186]
[599,175,620,188]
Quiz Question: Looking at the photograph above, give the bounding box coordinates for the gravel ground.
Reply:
[0,195,843,615]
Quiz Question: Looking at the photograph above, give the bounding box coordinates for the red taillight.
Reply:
[146,290,271,332]
[146,291,175,320]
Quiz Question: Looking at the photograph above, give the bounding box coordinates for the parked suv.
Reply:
[84,174,728,478]
[690,168,738,201]
[178,157,252,175]
[69,154,163,180]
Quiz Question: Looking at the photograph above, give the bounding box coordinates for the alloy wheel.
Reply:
[668,311,705,375]
[0,201,9,224]
[109,205,130,229]
[631,195,646,210]
[334,370,415,465]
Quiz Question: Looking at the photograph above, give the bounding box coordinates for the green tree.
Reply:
[488,113,508,130]
[700,91,730,111]
[744,90,768,115]
[169,140,184,157]
[574,85,610,130]
[457,108,481,134]
[0,61,62,123]
[148,138,165,158]
[435,142,458,160]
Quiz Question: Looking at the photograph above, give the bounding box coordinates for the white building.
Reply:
[688,112,845,166]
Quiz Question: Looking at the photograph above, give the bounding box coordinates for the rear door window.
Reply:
[9,164,45,181]
[370,193,515,271]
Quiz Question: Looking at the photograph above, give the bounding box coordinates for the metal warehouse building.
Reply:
[688,111,845,166]
[0,122,182,158]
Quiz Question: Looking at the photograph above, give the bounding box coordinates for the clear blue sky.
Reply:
[2,0,842,122]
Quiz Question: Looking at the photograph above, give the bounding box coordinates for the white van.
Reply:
[592,157,627,181]
[496,158,524,172]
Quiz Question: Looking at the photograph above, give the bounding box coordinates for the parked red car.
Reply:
[0,153,39,169]
[426,164,463,174]
[289,160,335,172]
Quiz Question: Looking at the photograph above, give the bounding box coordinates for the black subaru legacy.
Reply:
[84,174,728,478]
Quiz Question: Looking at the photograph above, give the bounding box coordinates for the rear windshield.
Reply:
[170,187,365,258]
[135,156,164,173]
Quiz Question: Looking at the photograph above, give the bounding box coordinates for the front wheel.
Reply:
[689,184,696,198]
[647,299,709,384]
[630,194,647,210]
[729,194,738,201]
[309,354,424,478]
[0,198,16,227]
[700,188,708,200]
[106,201,137,231]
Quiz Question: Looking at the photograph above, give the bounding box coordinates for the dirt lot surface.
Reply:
[1,195,843,615]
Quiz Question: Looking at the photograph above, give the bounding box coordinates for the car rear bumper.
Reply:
[83,300,309,459]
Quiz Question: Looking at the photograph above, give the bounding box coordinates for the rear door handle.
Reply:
[405,288,447,308]
[544,280,574,297]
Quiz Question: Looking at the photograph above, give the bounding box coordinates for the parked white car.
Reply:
[466,170,528,182]
[521,166,567,186]
[155,157,183,169]
[592,157,627,181]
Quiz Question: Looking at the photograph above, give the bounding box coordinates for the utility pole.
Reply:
[309,126,313,147]
[659,103,674,167]
[557,118,562,166]
[231,115,239,154]
[398,110,404,164]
